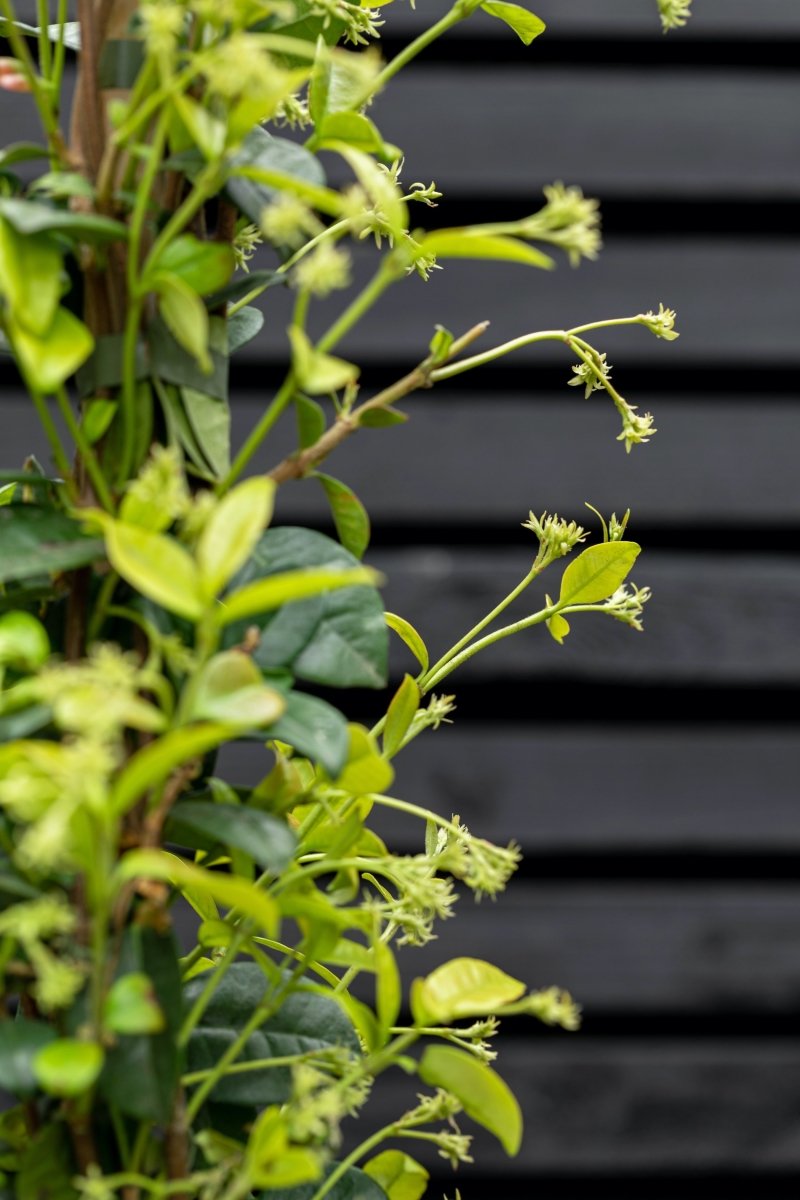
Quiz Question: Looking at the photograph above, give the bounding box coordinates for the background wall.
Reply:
[3,2,800,1193]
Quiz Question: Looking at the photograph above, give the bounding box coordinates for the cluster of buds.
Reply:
[518,182,601,266]
[641,302,680,340]
[310,0,383,44]
[0,58,30,93]
[568,350,612,399]
[658,0,692,32]
[522,510,588,563]
[602,581,653,632]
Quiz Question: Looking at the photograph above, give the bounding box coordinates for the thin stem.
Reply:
[144,163,223,272]
[55,387,114,511]
[29,391,75,495]
[421,605,554,693]
[86,570,120,645]
[350,0,470,108]
[181,1050,325,1087]
[118,298,144,485]
[429,328,569,382]
[51,0,68,103]
[36,0,52,79]
[218,374,296,493]
[316,262,397,354]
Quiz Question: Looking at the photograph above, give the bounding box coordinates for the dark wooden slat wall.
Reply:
[2,5,800,1192]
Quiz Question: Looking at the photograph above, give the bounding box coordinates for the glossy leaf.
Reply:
[336,725,394,794]
[0,197,126,241]
[155,273,212,373]
[422,230,553,269]
[315,473,370,559]
[558,541,640,606]
[184,962,360,1106]
[116,850,280,935]
[382,675,420,759]
[33,1039,104,1098]
[9,306,94,392]
[226,128,326,224]
[384,612,428,673]
[100,925,183,1121]
[266,690,350,778]
[103,972,166,1035]
[153,235,235,297]
[223,528,388,689]
[418,1044,522,1155]
[363,1152,428,1200]
[0,506,103,584]
[111,723,235,816]
[104,520,205,620]
[165,801,296,871]
[480,1,546,43]
[411,958,526,1025]
[198,478,276,596]
[0,1019,55,1096]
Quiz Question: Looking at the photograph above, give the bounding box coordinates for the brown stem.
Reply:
[64,567,91,661]
[65,1102,99,1172]
[164,1087,191,1200]
[267,321,490,485]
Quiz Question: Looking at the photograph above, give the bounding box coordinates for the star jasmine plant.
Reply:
[0,2,688,1197]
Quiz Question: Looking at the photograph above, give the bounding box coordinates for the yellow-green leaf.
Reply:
[384,612,428,673]
[418,1044,522,1156]
[186,650,286,727]
[289,326,359,395]
[218,566,380,626]
[155,273,212,373]
[198,477,276,597]
[364,1151,429,1200]
[412,957,526,1025]
[480,1,546,44]
[421,230,553,269]
[9,306,94,392]
[110,723,235,816]
[315,472,370,560]
[546,612,570,644]
[382,674,419,759]
[0,216,61,336]
[335,725,394,794]
[33,1040,104,1098]
[375,938,401,1042]
[558,541,640,607]
[104,520,205,620]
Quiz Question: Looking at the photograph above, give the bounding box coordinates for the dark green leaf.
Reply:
[0,704,51,745]
[266,690,349,777]
[0,144,48,170]
[149,316,229,401]
[223,528,387,689]
[255,1165,388,1200]
[155,273,212,373]
[98,38,145,88]
[165,801,296,871]
[357,406,408,429]
[205,269,282,310]
[100,925,183,1122]
[0,852,39,907]
[184,963,360,1106]
[0,1019,55,1097]
[0,198,126,242]
[228,305,264,354]
[182,387,231,478]
[315,473,370,560]
[225,129,326,224]
[296,395,325,449]
[15,1124,77,1200]
[0,506,103,584]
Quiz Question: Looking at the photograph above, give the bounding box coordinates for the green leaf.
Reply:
[166,801,296,872]
[155,273,212,373]
[256,1165,387,1200]
[336,725,393,794]
[246,1107,321,1190]
[0,216,61,337]
[228,305,265,354]
[198,478,276,596]
[104,520,205,620]
[384,612,428,673]
[411,958,526,1025]
[153,235,236,297]
[337,146,407,242]
[99,925,183,1121]
[15,1125,77,1200]
[103,972,166,1036]
[83,397,117,444]
[558,541,640,606]
[220,566,379,626]
[172,93,226,160]
[0,197,126,242]
[0,850,40,904]
[375,939,401,1041]
[480,1,546,43]
[186,651,286,727]
[225,128,326,224]
[315,473,370,560]
[148,316,229,401]
[418,1044,522,1156]
[0,506,103,584]
[421,230,553,269]
[0,143,49,170]
[0,1020,56,1097]
[289,327,359,396]
[184,963,360,1106]
[111,723,236,816]
[356,406,407,429]
[223,529,388,690]
[33,1039,104,1098]
[182,387,231,478]
[363,1152,428,1200]
[98,37,145,88]
[266,690,349,778]
[116,850,280,935]
[546,611,570,644]
[0,610,50,670]
[296,395,326,449]
[9,306,94,392]
[382,675,420,760]
[316,111,387,155]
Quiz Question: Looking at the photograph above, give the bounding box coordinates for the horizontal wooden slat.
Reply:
[368,71,800,197]
[6,392,800,526]
[243,242,800,367]
[218,726,800,852]
[359,1040,800,1172]
[385,0,800,37]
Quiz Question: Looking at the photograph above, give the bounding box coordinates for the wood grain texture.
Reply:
[360,1040,800,1172]
[218,726,800,852]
